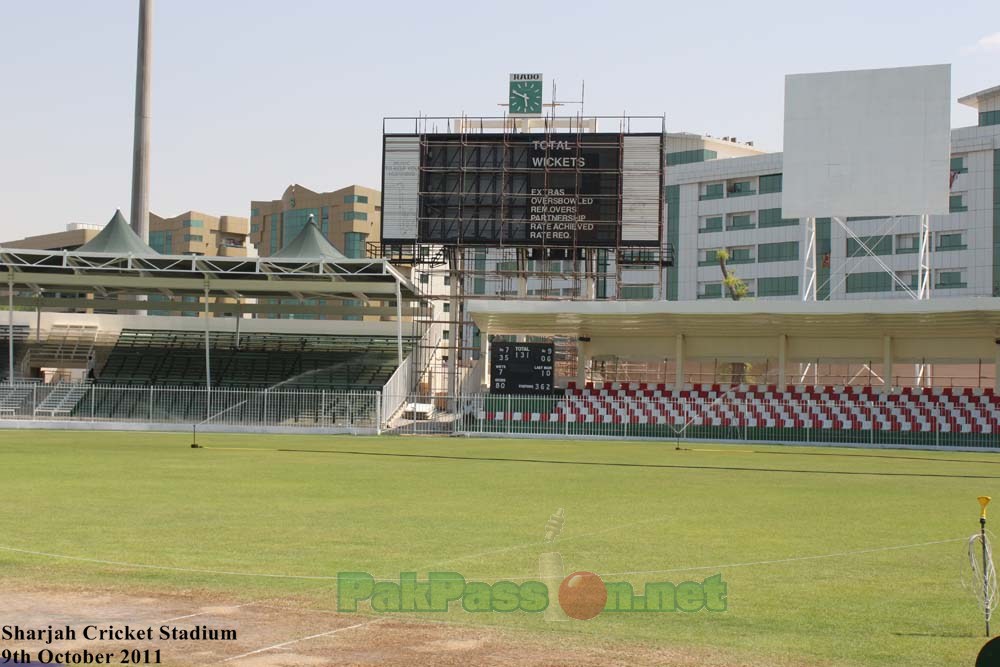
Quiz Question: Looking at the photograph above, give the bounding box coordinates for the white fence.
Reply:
[0,383,997,450]
[0,382,380,434]
[388,393,1000,451]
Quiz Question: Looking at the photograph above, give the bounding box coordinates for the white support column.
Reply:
[801,217,817,301]
[674,334,685,388]
[446,249,460,405]
[203,285,212,405]
[517,248,528,343]
[576,338,590,387]
[994,343,1000,394]
[395,281,404,366]
[778,334,787,389]
[234,299,241,349]
[882,336,893,396]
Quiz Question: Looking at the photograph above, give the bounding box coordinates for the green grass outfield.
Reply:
[1,430,998,665]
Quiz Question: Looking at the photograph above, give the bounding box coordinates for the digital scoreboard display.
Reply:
[381,132,663,248]
[490,341,555,395]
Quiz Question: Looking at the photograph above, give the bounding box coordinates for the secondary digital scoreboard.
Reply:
[490,341,555,395]
[382,131,663,249]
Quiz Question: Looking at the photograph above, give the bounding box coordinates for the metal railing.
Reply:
[0,383,996,450]
[0,382,380,434]
[386,393,1000,450]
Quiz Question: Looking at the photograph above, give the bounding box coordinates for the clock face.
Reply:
[509,80,543,115]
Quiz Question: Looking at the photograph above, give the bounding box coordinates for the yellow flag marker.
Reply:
[980,496,992,521]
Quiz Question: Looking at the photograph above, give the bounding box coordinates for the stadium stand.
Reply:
[97,329,414,390]
[0,324,31,381]
[474,382,1000,444]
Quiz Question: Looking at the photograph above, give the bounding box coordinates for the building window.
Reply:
[758,276,798,297]
[847,236,892,256]
[758,208,797,228]
[699,249,722,266]
[758,241,798,263]
[183,219,204,228]
[321,207,329,235]
[250,222,261,234]
[937,232,966,251]
[420,274,429,284]
[443,329,450,341]
[183,234,203,242]
[950,193,968,213]
[698,282,722,299]
[759,173,783,194]
[665,149,717,166]
[936,270,967,289]
[344,211,368,221]
[727,246,754,264]
[981,110,1000,127]
[727,213,754,230]
[269,214,281,252]
[343,232,368,258]
[700,216,723,233]
[473,249,486,295]
[344,194,369,204]
[700,183,724,201]
[950,156,968,174]
[149,231,172,254]
[895,234,919,254]
[619,285,655,300]
[727,180,755,197]
[250,208,260,217]
[846,272,893,293]
[281,208,318,246]
[895,271,919,292]
[442,302,450,313]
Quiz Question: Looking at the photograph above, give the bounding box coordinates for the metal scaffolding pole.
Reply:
[7,272,14,385]
[917,213,931,300]
[203,285,211,415]
[801,217,817,301]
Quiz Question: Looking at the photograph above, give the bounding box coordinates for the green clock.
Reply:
[509,80,543,115]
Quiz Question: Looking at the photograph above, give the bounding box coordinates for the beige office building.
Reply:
[3,211,250,257]
[250,184,381,257]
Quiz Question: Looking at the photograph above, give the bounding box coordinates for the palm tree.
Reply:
[715,249,750,383]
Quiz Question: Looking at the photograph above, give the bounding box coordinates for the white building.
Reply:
[666,84,1000,302]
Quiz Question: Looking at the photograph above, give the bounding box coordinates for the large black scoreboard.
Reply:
[490,341,555,395]
[382,131,664,249]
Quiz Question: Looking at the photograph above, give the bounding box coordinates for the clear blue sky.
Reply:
[0,0,997,237]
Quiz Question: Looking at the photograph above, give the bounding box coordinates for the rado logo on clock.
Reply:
[509,73,543,116]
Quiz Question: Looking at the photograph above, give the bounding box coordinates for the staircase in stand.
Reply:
[34,383,91,417]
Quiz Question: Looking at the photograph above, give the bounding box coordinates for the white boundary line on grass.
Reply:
[220,618,381,663]
[0,536,967,583]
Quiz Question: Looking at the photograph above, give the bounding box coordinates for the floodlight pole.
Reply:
[801,217,817,301]
[130,0,152,242]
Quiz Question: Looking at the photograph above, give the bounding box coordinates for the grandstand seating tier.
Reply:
[476,382,999,435]
[96,329,414,391]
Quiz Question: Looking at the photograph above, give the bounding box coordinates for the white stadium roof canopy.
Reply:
[469,298,1000,364]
